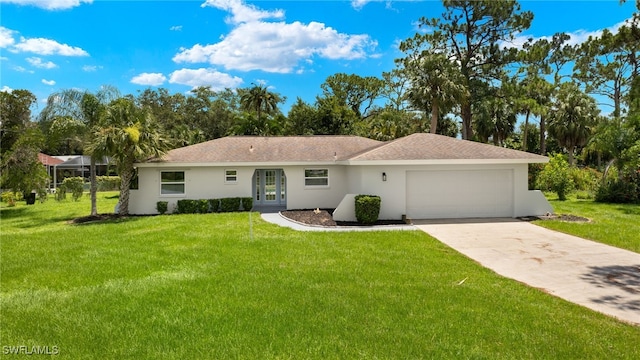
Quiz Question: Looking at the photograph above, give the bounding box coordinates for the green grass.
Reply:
[1,194,639,359]
[535,193,640,253]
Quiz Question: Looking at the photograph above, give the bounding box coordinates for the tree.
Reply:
[400,50,466,134]
[1,127,49,201]
[547,82,600,166]
[320,73,384,119]
[474,89,517,146]
[406,0,533,139]
[284,98,317,135]
[536,153,574,201]
[239,84,284,126]
[0,89,37,153]
[87,98,169,215]
[40,86,120,216]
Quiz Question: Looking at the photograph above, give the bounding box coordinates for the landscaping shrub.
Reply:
[176,199,211,214]
[241,197,253,211]
[596,177,640,204]
[536,154,574,201]
[208,199,220,213]
[55,186,67,201]
[220,197,241,212]
[354,195,381,224]
[97,176,121,191]
[61,177,84,201]
[1,191,17,207]
[528,163,544,190]
[156,201,168,215]
[569,167,600,193]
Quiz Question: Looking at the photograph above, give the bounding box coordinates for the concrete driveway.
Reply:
[413,218,640,326]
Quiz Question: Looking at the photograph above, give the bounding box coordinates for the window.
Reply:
[161,171,185,195]
[304,169,329,187]
[225,169,237,183]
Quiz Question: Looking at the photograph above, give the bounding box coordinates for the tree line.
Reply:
[2,0,639,213]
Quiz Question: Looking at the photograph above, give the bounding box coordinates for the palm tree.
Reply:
[547,82,600,166]
[40,86,120,216]
[239,84,284,126]
[87,98,169,215]
[403,51,466,134]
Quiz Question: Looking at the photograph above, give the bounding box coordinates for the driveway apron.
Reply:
[414,218,640,325]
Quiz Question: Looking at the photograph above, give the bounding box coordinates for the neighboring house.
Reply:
[130,133,553,220]
[37,154,110,190]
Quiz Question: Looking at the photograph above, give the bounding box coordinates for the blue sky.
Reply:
[0,0,637,115]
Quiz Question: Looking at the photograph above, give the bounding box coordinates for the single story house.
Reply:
[130,133,553,220]
[38,154,111,190]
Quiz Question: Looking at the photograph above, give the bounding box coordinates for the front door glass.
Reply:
[265,170,277,202]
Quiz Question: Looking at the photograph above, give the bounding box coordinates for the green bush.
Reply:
[1,191,17,207]
[220,197,241,212]
[208,199,220,213]
[569,167,600,193]
[241,197,253,211]
[536,154,574,201]
[97,176,121,191]
[528,163,545,190]
[354,195,381,225]
[156,201,168,215]
[55,186,67,201]
[176,199,211,214]
[596,177,640,204]
[61,177,84,201]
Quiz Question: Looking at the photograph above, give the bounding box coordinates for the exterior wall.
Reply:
[283,165,349,210]
[129,164,351,214]
[129,166,254,214]
[335,163,550,221]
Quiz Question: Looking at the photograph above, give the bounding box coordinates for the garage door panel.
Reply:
[406,170,513,219]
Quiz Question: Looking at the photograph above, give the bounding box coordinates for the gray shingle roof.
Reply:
[150,133,547,164]
[348,133,548,161]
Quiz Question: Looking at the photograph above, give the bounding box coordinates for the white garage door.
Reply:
[406,170,514,219]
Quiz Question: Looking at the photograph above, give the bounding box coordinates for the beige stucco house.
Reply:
[129,133,553,220]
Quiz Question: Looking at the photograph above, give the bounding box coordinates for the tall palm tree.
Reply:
[239,84,284,126]
[547,82,600,166]
[403,52,466,134]
[87,98,169,215]
[40,86,120,216]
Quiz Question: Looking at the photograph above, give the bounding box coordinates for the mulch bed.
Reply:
[281,209,406,227]
[519,214,591,223]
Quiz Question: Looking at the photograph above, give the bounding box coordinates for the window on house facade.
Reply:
[160,171,185,195]
[225,169,237,183]
[304,169,329,187]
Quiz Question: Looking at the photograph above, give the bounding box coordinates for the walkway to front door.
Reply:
[253,169,286,206]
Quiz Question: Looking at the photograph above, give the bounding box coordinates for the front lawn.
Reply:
[535,194,640,253]
[1,195,639,359]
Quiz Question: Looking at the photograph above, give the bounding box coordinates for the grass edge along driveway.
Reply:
[1,195,639,359]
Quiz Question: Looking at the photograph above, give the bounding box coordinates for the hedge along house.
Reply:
[129,133,553,220]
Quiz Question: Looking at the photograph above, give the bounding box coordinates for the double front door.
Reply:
[254,169,286,206]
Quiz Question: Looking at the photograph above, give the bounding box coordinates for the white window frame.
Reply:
[225,169,238,184]
[304,168,329,187]
[160,171,185,196]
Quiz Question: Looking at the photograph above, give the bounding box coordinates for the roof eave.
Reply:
[346,158,549,166]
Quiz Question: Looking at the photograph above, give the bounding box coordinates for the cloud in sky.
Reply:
[27,57,57,69]
[202,0,284,25]
[0,27,16,47]
[13,37,89,56]
[131,72,167,86]
[1,85,13,93]
[82,65,102,72]
[169,25,183,31]
[175,1,376,73]
[0,0,92,10]
[168,68,243,90]
[42,79,56,86]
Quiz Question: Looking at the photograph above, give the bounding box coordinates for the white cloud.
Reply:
[82,65,102,72]
[131,72,167,86]
[351,0,372,10]
[13,65,34,73]
[174,20,376,73]
[13,37,89,56]
[169,68,243,90]
[201,0,284,25]
[0,26,16,48]
[170,25,183,31]
[0,0,93,10]
[27,56,57,69]
[42,79,56,86]
[1,85,13,93]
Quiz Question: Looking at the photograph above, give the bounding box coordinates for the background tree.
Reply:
[406,0,533,139]
[1,127,49,201]
[40,86,120,216]
[284,98,317,135]
[320,73,384,119]
[547,82,600,166]
[239,84,285,126]
[87,98,169,215]
[0,89,37,154]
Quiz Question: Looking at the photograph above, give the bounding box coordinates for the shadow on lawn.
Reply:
[581,264,640,312]
[70,213,146,226]
[0,206,72,229]
[617,205,640,216]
